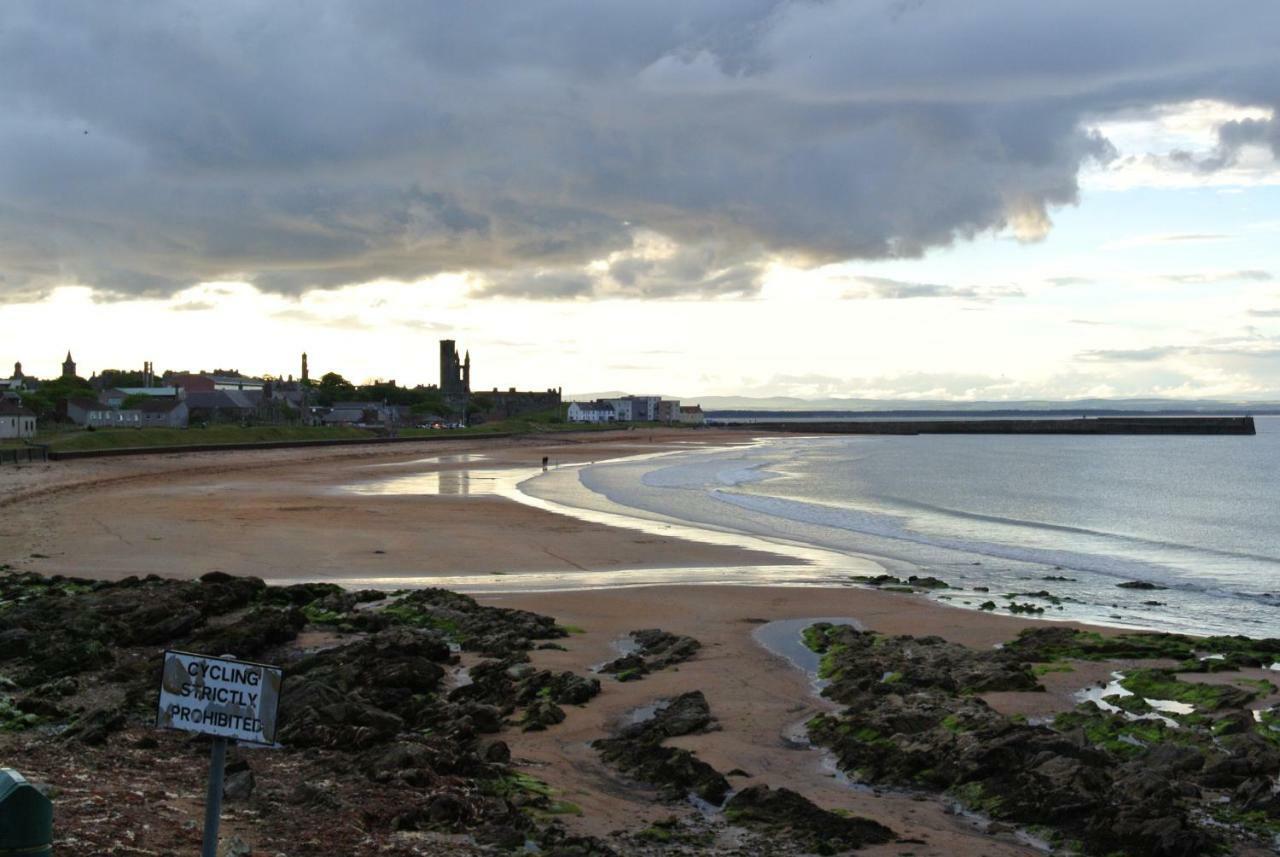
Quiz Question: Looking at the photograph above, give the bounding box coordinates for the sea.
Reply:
[524,417,1280,638]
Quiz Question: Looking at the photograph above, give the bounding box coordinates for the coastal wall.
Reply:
[725,416,1256,435]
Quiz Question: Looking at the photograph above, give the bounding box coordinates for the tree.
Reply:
[19,375,94,421]
[315,372,355,406]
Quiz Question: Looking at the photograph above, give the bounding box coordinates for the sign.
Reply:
[157,651,282,746]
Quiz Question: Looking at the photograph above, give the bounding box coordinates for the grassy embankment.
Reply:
[7,409,680,453]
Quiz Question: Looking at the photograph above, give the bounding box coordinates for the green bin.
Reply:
[0,768,52,856]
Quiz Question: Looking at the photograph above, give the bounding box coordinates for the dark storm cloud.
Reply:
[1182,110,1280,172]
[2,1,1278,300]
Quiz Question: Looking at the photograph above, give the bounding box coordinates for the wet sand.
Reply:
[0,430,786,581]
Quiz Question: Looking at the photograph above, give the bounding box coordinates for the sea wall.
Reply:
[724,416,1256,436]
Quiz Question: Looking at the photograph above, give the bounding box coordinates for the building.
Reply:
[657,400,681,422]
[317,401,411,427]
[185,390,261,424]
[166,373,216,393]
[138,399,189,428]
[678,405,705,425]
[2,362,27,393]
[0,402,36,440]
[478,387,563,421]
[100,387,182,408]
[439,339,471,417]
[62,351,77,379]
[438,339,561,424]
[85,403,126,428]
[62,397,103,427]
[607,395,662,422]
[163,371,265,393]
[567,401,616,423]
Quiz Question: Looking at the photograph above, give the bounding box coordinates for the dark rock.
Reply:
[223,768,255,802]
[64,706,127,745]
[725,785,894,851]
[1117,581,1166,590]
[14,695,66,719]
[520,698,565,732]
[0,628,32,657]
[806,621,1239,857]
[601,629,701,681]
[599,653,648,677]
[593,691,728,804]
[1142,743,1205,777]
[1210,710,1254,736]
[906,575,949,589]
[188,606,306,659]
[482,740,511,763]
[287,781,342,809]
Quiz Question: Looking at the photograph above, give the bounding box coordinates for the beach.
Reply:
[0,431,783,582]
[3,430,1278,856]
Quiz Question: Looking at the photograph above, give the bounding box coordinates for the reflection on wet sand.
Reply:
[343,465,508,496]
[327,454,886,594]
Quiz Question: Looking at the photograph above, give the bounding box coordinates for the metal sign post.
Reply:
[201,736,228,857]
[155,651,283,857]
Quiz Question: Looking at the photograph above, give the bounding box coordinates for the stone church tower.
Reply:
[439,339,471,419]
[62,351,76,379]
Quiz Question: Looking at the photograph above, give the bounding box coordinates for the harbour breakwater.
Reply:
[722,416,1256,435]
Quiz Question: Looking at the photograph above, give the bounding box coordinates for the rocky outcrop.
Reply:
[593,691,730,804]
[805,622,1280,856]
[725,785,894,852]
[0,569,603,853]
[599,628,701,681]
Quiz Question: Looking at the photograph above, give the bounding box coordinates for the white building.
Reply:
[0,402,36,440]
[92,409,142,428]
[567,401,616,423]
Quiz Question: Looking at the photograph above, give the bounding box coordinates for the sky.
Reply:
[2,1,1279,401]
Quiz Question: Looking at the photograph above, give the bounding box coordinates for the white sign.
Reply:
[157,651,283,745]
